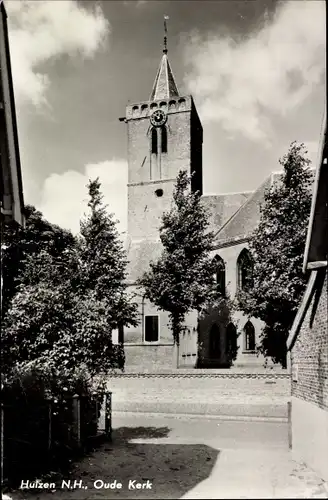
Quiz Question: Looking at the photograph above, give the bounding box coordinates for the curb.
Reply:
[112,410,288,423]
[108,373,290,379]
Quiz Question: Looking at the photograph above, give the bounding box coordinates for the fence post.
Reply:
[72,395,81,448]
[105,392,112,441]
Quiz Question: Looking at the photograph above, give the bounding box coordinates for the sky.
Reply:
[6,0,326,236]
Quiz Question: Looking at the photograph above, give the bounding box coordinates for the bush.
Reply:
[2,362,107,485]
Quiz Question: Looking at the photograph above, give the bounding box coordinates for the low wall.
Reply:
[291,396,328,482]
[107,372,290,418]
[124,344,175,372]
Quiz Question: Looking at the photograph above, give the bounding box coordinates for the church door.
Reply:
[209,324,221,359]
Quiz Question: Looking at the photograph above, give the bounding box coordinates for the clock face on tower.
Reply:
[150,109,167,127]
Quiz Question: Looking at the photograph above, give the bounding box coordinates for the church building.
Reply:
[119,35,291,373]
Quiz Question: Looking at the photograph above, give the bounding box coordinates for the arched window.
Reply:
[244,321,256,351]
[237,249,254,291]
[161,126,167,153]
[151,128,157,154]
[213,255,226,296]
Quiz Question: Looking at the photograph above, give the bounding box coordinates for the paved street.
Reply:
[10,413,328,500]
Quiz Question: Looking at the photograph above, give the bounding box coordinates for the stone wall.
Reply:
[107,372,290,418]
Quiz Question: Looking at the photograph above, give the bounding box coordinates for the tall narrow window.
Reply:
[213,255,226,296]
[144,315,159,342]
[244,321,256,351]
[151,128,157,154]
[237,249,254,291]
[161,126,167,153]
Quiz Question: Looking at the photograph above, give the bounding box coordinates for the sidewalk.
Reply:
[181,448,328,499]
[7,413,328,500]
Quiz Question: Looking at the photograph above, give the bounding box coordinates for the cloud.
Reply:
[184,1,326,143]
[39,160,128,237]
[123,1,147,7]
[6,0,110,106]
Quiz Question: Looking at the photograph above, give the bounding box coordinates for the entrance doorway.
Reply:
[209,324,221,359]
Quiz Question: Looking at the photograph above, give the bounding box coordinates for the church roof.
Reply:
[212,173,281,248]
[213,167,316,249]
[150,52,179,101]
[202,192,252,235]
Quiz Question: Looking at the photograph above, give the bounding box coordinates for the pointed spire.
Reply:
[149,16,179,102]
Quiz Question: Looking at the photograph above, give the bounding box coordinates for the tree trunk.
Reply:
[173,341,179,369]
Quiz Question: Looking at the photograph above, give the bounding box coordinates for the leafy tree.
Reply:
[2,180,137,379]
[237,142,313,367]
[1,248,124,378]
[138,170,217,347]
[79,178,138,333]
[1,205,75,317]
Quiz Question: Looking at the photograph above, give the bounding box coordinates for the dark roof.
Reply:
[149,53,179,101]
[303,114,328,271]
[202,192,252,235]
[212,175,275,247]
[0,1,25,225]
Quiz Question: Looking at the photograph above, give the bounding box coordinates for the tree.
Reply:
[1,247,125,379]
[1,205,75,318]
[2,180,138,379]
[79,178,138,333]
[237,142,313,367]
[138,170,217,348]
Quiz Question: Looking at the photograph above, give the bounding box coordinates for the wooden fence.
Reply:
[1,391,112,486]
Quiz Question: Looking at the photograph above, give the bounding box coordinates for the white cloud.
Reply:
[123,1,147,7]
[184,1,326,143]
[6,0,110,106]
[39,160,128,237]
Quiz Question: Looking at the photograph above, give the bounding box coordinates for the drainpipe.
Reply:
[141,293,146,342]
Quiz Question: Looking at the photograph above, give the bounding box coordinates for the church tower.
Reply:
[123,30,203,250]
[120,21,203,366]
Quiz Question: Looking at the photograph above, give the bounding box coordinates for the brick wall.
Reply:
[291,271,328,409]
[290,270,328,481]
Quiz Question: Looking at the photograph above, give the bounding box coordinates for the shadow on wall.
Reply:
[45,426,220,499]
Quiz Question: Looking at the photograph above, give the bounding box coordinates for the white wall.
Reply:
[291,396,328,482]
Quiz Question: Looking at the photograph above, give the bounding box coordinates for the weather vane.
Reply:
[163,15,169,54]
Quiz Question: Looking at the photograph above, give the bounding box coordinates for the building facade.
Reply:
[119,41,308,373]
[287,113,327,481]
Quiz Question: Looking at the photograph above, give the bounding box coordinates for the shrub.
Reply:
[2,362,107,485]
